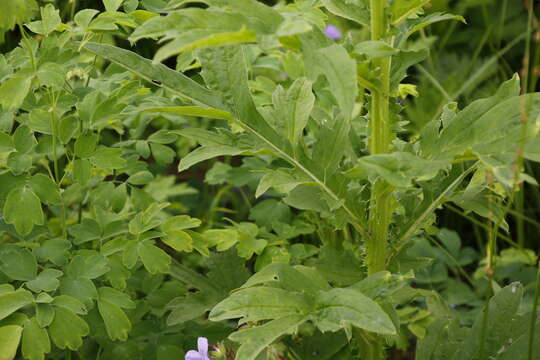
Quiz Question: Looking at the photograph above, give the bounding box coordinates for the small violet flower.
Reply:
[185,337,210,360]
[324,25,342,40]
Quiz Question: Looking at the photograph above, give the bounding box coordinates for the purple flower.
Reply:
[324,25,341,40]
[185,337,210,360]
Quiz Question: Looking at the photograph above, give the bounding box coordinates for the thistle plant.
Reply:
[1,0,540,360]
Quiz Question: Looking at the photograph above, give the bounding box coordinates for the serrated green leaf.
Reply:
[390,49,429,90]
[390,0,429,25]
[404,12,466,40]
[314,288,396,335]
[230,315,306,360]
[241,263,329,293]
[347,152,446,187]
[210,287,311,322]
[81,42,224,109]
[270,78,314,149]
[354,40,399,59]
[321,0,369,26]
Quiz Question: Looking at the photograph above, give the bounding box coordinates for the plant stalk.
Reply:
[367,0,392,275]
[528,260,540,360]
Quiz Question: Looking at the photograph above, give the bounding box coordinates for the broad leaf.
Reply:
[48,307,89,350]
[0,289,33,321]
[22,318,50,360]
[210,287,312,322]
[313,288,396,335]
[3,187,44,235]
[81,42,224,109]
[230,315,306,360]
[0,325,22,360]
[0,245,37,281]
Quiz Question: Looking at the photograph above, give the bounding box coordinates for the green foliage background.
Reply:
[0,1,539,360]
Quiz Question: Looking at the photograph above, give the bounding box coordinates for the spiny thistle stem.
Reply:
[367,0,393,275]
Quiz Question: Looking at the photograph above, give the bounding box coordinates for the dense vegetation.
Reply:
[0,0,539,359]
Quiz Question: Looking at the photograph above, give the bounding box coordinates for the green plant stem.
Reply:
[367,0,392,276]
[516,190,525,247]
[523,0,534,93]
[528,260,540,360]
[18,23,36,72]
[49,93,67,240]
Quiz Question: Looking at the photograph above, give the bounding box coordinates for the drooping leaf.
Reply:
[321,0,370,26]
[0,289,33,321]
[210,286,311,322]
[354,40,399,59]
[178,145,246,172]
[313,288,396,335]
[81,42,224,109]
[230,315,306,360]
[390,0,429,25]
[347,152,447,188]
